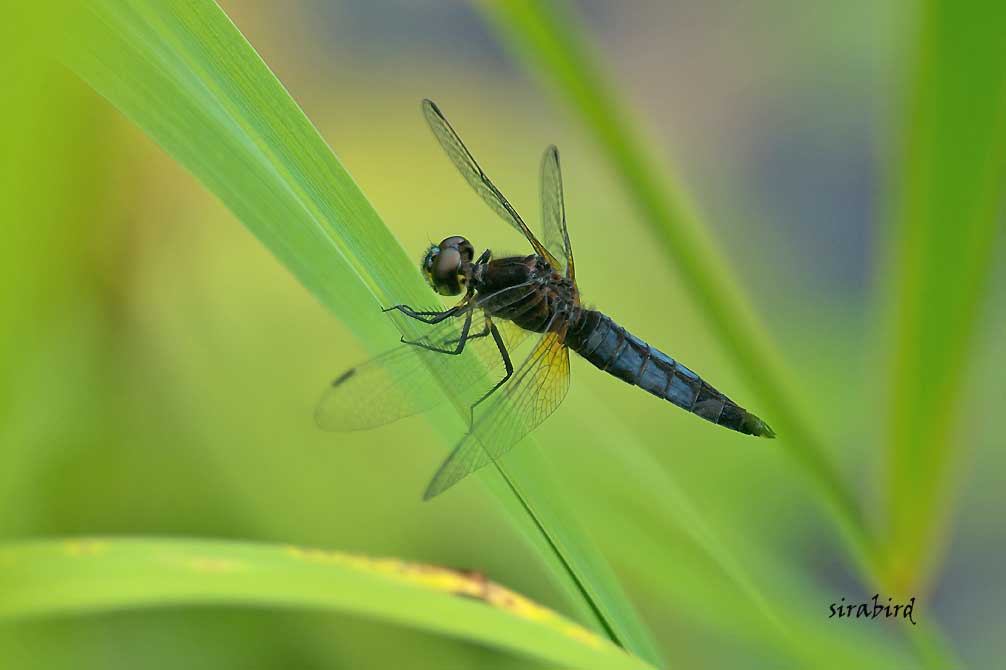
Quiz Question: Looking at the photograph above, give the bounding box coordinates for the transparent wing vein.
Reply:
[424,321,570,499]
[540,145,574,278]
[422,99,560,267]
[316,292,534,432]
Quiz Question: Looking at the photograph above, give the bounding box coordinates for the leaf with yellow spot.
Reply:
[0,538,650,670]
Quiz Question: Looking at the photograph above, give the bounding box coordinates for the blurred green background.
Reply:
[1,1,1003,668]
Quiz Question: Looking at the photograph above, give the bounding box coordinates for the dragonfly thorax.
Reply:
[468,254,572,334]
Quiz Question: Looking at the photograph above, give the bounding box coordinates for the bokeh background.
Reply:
[2,1,1003,668]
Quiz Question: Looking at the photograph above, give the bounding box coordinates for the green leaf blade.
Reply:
[0,538,651,670]
[881,0,1006,592]
[474,2,969,667]
[62,0,661,664]
[475,0,878,581]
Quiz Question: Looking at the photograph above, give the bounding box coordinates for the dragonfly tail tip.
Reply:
[421,480,442,502]
[743,413,776,438]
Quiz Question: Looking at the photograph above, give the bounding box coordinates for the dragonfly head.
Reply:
[422,236,474,296]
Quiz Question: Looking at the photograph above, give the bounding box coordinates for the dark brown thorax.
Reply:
[472,255,578,333]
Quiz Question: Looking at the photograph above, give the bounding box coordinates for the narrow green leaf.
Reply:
[476,0,878,579]
[556,390,953,669]
[61,0,661,663]
[475,3,964,666]
[881,0,1006,592]
[0,538,650,670]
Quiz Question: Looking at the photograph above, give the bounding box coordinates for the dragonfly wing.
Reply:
[423,319,571,499]
[316,284,537,432]
[316,308,527,432]
[540,145,574,280]
[422,99,561,268]
[315,343,444,431]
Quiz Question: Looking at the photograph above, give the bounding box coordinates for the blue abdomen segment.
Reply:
[566,310,774,437]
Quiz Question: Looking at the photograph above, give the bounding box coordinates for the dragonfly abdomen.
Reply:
[566,310,774,437]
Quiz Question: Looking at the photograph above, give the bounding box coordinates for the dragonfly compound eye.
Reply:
[426,245,464,296]
[421,245,440,284]
[439,236,474,263]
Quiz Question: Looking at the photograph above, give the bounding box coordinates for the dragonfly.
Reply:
[317,99,775,500]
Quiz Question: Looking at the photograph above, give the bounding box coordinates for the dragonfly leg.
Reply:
[401,310,474,355]
[441,321,491,347]
[383,303,462,324]
[468,321,513,427]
